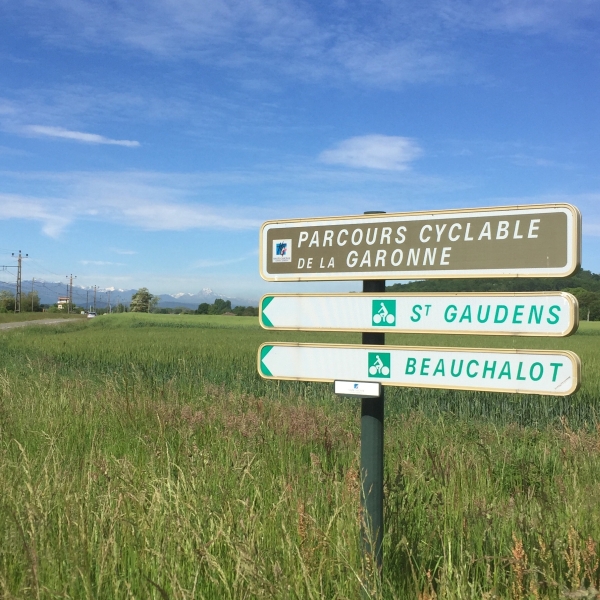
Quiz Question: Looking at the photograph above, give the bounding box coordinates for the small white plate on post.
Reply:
[334,380,381,398]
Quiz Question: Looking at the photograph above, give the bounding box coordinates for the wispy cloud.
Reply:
[0,145,28,156]
[7,0,597,90]
[1,1,457,87]
[3,169,598,241]
[319,135,423,171]
[0,192,73,237]
[25,125,140,147]
[435,0,599,37]
[508,153,575,169]
[0,171,263,236]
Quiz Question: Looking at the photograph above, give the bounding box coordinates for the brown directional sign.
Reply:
[259,203,581,282]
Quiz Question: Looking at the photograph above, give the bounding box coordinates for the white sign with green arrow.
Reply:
[258,343,580,396]
[259,292,578,337]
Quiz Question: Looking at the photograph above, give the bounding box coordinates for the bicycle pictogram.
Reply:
[372,299,396,327]
[368,352,391,378]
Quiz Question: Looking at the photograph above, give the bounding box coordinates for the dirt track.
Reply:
[0,319,79,331]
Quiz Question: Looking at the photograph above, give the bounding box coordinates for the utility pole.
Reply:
[107,290,111,313]
[93,285,97,312]
[66,274,76,313]
[86,289,89,312]
[31,278,35,312]
[11,251,28,313]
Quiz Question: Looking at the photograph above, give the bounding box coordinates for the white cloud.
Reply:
[331,39,455,86]
[0,100,18,116]
[25,125,140,147]
[435,0,599,36]
[8,0,596,91]
[119,203,259,230]
[4,1,457,87]
[0,193,73,237]
[0,172,262,236]
[319,135,423,171]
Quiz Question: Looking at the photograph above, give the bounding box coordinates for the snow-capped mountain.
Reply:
[158,288,256,309]
[0,279,257,309]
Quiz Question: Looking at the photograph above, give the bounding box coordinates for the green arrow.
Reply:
[260,345,274,376]
[261,296,275,328]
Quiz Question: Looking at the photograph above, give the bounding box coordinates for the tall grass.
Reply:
[0,314,599,598]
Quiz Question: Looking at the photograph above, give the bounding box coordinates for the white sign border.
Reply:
[258,291,579,337]
[257,342,581,396]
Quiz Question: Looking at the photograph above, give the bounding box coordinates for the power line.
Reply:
[2,270,132,311]
[27,258,67,278]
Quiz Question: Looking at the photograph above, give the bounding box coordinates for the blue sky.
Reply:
[1,0,599,299]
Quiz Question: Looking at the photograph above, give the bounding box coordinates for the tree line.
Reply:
[195,298,258,316]
[1,287,258,317]
[130,289,258,316]
[387,269,600,321]
[5,275,599,320]
[0,290,41,312]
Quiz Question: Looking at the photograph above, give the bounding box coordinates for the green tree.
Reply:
[233,305,258,316]
[22,291,41,312]
[196,302,210,315]
[0,290,16,312]
[565,288,600,321]
[130,288,158,313]
[386,269,600,294]
[208,299,231,315]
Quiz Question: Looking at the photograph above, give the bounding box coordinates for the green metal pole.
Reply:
[361,209,386,582]
[361,278,385,575]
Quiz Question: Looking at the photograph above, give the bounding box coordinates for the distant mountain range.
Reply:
[0,280,258,310]
[156,288,258,309]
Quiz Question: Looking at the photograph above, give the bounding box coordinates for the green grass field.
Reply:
[1,314,599,598]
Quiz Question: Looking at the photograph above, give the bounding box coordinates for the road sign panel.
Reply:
[259,292,578,336]
[258,343,580,396]
[259,203,581,281]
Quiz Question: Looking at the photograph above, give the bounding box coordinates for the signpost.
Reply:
[258,343,580,396]
[260,203,581,281]
[260,292,578,337]
[257,202,583,587]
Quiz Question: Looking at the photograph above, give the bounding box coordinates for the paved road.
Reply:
[0,318,80,330]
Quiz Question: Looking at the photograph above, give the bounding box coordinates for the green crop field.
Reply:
[1,314,600,598]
